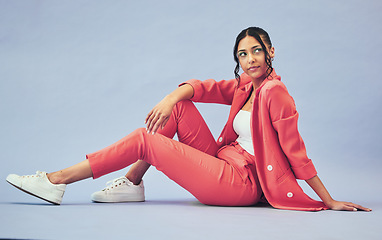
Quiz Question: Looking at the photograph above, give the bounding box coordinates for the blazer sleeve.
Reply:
[179,78,237,105]
[265,82,317,180]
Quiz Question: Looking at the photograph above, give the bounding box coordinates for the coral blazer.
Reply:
[184,70,328,211]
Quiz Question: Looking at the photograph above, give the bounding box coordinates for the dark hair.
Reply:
[233,27,273,85]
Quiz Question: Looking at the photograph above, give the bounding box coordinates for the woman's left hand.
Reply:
[327,200,372,212]
[145,95,176,134]
[305,176,372,212]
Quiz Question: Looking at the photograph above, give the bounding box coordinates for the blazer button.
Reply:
[218,137,223,142]
[267,165,273,171]
[287,192,294,198]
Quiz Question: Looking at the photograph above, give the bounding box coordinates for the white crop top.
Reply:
[233,110,254,155]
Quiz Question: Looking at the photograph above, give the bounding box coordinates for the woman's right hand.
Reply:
[145,84,194,134]
[145,95,176,135]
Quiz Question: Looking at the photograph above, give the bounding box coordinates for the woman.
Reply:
[6,27,371,211]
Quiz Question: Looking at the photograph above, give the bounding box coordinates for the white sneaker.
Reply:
[91,176,145,203]
[6,171,66,205]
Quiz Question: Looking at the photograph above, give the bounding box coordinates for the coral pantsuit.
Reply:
[87,70,328,211]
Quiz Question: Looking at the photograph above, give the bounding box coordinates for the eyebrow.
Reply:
[238,45,261,52]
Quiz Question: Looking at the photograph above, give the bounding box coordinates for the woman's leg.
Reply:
[88,128,260,206]
[125,160,150,185]
[85,100,261,205]
[47,160,93,184]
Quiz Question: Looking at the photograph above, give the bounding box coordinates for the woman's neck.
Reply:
[252,78,264,90]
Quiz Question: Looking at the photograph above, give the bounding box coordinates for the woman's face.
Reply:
[237,36,275,82]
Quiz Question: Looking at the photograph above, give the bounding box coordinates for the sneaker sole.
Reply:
[91,197,145,203]
[6,179,61,205]
[92,200,145,203]
[91,193,145,203]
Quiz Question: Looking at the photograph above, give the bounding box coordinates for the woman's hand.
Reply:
[305,175,372,212]
[327,200,372,212]
[145,95,176,134]
[144,84,194,134]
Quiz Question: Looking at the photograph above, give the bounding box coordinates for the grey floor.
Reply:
[1,200,380,240]
[1,184,380,240]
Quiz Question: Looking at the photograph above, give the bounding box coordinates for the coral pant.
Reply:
[87,100,262,206]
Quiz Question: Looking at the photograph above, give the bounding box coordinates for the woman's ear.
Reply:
[269,47,275,59]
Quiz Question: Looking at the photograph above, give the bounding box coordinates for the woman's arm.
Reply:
[306,175,372,211]
[145,84,194,134]
[184,78,237,105]
[265,82,371,212]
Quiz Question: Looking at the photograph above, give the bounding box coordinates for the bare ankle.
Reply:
[47,171,65,185]
[125,174,141,185]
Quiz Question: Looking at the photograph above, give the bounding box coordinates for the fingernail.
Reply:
[152,132,155,135]
[353,208,357,211]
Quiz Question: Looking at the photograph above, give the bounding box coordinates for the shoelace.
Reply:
[22,170,45,178]
[103,177,130,191]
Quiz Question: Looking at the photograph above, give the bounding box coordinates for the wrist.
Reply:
[324,198,336,208]
[164,94,178,105]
